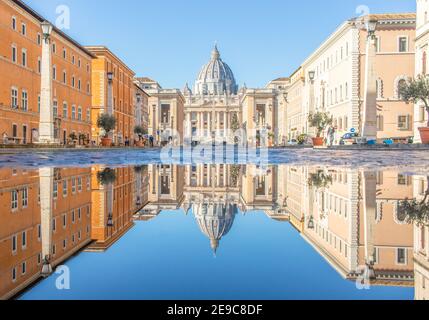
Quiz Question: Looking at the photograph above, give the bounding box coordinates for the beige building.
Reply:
[289,14,416,144]
[415,0,429,143]
[285,68,305,141]
[136,78,184,146]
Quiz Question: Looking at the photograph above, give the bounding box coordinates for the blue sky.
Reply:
[25,0,416,89]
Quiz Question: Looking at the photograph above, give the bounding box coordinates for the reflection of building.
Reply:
[0,0,93,145]
[183,164,242,252]
[412,175,429,300]
[0,167,92,300]
[86,166,141,252]
[139,164,185,217]
[301,168,414,286]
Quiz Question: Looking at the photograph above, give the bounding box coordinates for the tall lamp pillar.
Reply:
[39,167,54,277]
[362,19,378,143]
[38,21,56,144]
[308,70,316,136]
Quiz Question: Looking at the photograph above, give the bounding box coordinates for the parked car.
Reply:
[339,133,366,145]
[287,139,298,146]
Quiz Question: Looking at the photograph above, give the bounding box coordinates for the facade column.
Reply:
[223,112,227,138]
[217,112,221,135]
[362,21,378,142]
[38,22,56,144]
[39,167,54,277]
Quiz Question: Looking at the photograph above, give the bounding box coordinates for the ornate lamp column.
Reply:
[38,21,56,144]
[39,167,54,277]
[106,72,114,142]
[362,170,377,280]
[362,19,378,143]
[308,70,316,136]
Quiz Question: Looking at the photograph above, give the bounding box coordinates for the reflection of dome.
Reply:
[194,45,238,96]
[193,202,238,254]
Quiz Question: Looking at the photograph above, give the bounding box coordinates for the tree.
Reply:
[398,176,429,227]
[308,112,333,137]
[97,114,117,137]
[97,168,117,186]
[134,125,147,141]
[399,75,429,127]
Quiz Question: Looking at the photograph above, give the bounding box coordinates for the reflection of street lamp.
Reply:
[366,19,377,38]
[107,213,114,227]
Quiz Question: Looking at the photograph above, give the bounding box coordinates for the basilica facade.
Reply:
[183,45,288,146]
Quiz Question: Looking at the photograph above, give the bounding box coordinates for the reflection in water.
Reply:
[1,165,428,300]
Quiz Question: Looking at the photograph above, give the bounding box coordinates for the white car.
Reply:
[287,139,299,146]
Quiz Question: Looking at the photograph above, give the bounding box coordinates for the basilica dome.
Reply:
[193,202,238,254]
[194,45,238,96]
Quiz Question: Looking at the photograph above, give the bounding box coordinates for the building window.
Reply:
[38,57,41,73]
[12,16,16,30]
[52,43,56,53]
[38,224,41,241]
[11,87,18,109]
[22,231,26,248]
[398,37,408,53]
[11,190,18,210]
[72,55,75,64]
[376,115,384,131]
[398,115,410,130]
[53,182,58,199]
[21,90,28,111]
[12,124,17,138]
[72,178,76,194]
[375,36,381,52]
[21,23,26,36]
[63,48,67,59]
[396,248,407,265]
[37,33,41,45]
[72,105,76,120]
[78,106,82,121]
[53,218,56,232]
[22,187,28,208]
[78,79,81,90]
[86,109,90,122]
[397,79,407,99]
[12,234,17,253]
[63,102,68,118]
[72,76,75,88]
[12,267,17,282]
[53,100,58,117]
[62,214,67,228]
[72,210,75,223]
[63,71,67,84]
[161,104,170,124]
[53,66,57,80]
[11,45,17,63]
[63,180,68,196]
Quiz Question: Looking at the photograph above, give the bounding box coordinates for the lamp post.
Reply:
[362,19,378,143]
[38,21,57,144]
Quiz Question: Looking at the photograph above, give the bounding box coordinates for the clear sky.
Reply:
[24,0,416,89]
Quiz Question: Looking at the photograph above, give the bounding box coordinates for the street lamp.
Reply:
[308,70,315,82]
[366,19,377,38]
[307,216,315,229]
[41,21,53,40]
[107,213,114,227]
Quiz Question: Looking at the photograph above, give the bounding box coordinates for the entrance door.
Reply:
[63,130,67,145]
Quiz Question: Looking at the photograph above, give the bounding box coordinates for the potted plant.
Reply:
[308,112,333,147]
[97,168,117,186]
[134,125,147,147]
[398,176,429,226]
[399,75,429,144]
[69,132,78,145]
[268,132,275,147]
[97,114,116,147]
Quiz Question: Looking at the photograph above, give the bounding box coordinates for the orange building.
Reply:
[86,166,144,252]
[86,46,136,145]
[0,167,92,300]
[0,0,93,146]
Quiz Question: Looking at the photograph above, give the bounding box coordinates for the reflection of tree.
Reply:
[97,168,117,186]
[308,170,333,190]
[399,176,429,227]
